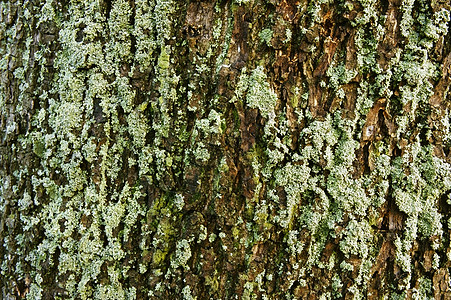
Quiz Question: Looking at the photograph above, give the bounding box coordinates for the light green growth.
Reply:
[26,283,43,300]
[331,274,343,298]
[213,18,223,40]
[1,0,153,297]
[108,0,132,41]
[192,109,223,138]
[189,109,223,163]
[215,11,233,74]
[246,67,278,119]
[198,225,208,243]
[233,68,249,102]
[340,261,354,272]
[133,0,156,70]
[235,0,251,5]
[127,110,148,149]
[394,236,412,274]
[424,9,450,41]
[2,0,451,298]
[286,230,304,255]
[354,27,378,72]
[173,194,185,211]
[339,219,372,259]
[307,0,333,25]
[326,58,358,90]
[158,46,170,70]
[300,115,339,167]
[171,239,192,270]
[400,0,416,38]
[284,28,292,43]
[153,0,175,45]
[193,144,211,163]
[182,285,196,300]
[209,233,217,243]
[353,0,378,26]
[241,271,267,300]
[259,29,273,47]
[412,277,433,300]
[432,253,440,270]
[274,163,310,228]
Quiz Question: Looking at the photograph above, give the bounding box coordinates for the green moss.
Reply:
[32,137,45,158]
[158,46,170,70]
[204,273,220,292]
[152,249,168,266]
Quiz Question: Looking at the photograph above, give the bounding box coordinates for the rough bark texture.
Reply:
[1,0,451,299]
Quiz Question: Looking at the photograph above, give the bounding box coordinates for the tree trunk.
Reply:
[1,0,451,299]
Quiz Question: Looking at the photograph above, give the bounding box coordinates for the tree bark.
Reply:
[1,0,451,299]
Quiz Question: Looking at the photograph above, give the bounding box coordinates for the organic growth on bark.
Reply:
[0,0,451,299]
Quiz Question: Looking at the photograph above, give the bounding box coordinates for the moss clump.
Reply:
[158,46,170,70]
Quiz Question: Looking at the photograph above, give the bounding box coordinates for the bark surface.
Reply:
[1,0,451,299]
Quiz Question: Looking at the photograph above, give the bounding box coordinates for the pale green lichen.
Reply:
[246,66,278,119]
[259,29,273,47]
[326,58,358,90]
[26,283,43,300]
[235,0,251,5]
[182,285,196,300]
[209,233,217,243]
[198,225,207,243]
[171,239,192,270]
[133,0,156,70]
[274,162,310,228]
[400,0,416,38]
[2,0,451,298]
[339,219,372,259]
[284,28,292,43]
[173,193,185,211]
[158,46,170,70]
[425,8,450,41]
